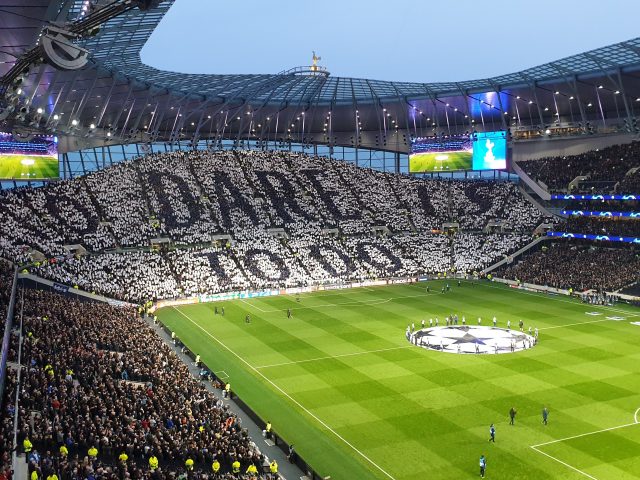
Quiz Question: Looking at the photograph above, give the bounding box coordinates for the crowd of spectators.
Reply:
[518,141,640,192]
[0,149,548,301]
[0,150,543,260]
[617,170,640,194]
[16,289,273,479]
[499,242,640,292]
[562,216,640,237]
[28,231,534,302]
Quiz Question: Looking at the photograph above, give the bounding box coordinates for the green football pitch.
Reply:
[157,280,640,480]
[0,154,59,179]
[409,151,472,172]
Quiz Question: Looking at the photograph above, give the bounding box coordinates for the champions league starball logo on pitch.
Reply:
[407,326,536,354]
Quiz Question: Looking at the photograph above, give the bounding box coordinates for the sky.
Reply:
[141,0,640,83]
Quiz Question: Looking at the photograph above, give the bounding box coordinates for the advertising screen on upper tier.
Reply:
[409,131,507,172]
[0,132,59,180]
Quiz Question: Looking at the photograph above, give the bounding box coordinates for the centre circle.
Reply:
[407,326,537,354]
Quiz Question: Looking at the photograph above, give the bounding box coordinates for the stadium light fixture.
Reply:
[555,91,559,95]
[36,108,43,114]
[614,90,620,94]
[71,119,78,126]
[106,132,111,137]
[528,100,533,104]
[544,107,549,111]
[516,96,521,99]
[587,103,593,107]
[53,114,59,120]
[89,123,95,129]
[545,129,551,134]
[569,96,574,100]
[598,85,603,89]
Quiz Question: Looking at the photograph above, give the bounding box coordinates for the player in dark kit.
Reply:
[287,308,292,318]
[245,314,251,323]
[542,407,549,425]
[479,455,486,478]
[488,424,495,442]
[509,407,517,425]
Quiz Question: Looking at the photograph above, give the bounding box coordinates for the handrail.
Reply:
[0,266,17,410]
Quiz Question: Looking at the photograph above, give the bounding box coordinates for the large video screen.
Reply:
[409,136,472,172]
[472,131,507,170]
[0,132,59,180]
[409,131,507,172]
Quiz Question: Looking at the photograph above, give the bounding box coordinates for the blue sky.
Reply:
[141,0,640,83]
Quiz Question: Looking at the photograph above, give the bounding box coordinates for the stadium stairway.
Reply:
[145,316,304,480]
[516,185,558,219]
[481,235,551,274]
[512,161,551,200]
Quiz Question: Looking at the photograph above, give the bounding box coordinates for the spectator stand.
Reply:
[148,315,314,480]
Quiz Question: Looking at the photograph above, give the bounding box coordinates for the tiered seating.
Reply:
[517,141,640,193]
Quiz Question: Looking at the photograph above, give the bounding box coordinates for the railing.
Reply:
[155,319,331,480]
[0,266,17,410]
[276,65,330,77]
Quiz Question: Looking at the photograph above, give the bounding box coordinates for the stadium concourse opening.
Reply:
[407,325,537,354]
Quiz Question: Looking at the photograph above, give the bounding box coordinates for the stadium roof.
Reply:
[2,0,640,152]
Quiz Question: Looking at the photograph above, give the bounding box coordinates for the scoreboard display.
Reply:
[410,131,507,172]
[0,132,59,180]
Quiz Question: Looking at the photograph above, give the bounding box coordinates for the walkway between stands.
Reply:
[145,316,306,480]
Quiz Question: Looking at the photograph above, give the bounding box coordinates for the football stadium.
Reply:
[1,2,640,480]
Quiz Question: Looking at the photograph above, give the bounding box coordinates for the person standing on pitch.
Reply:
[493,316,497,327]
[287,308,292,319]
[479,454,487,478]
[245,314,251,324]
[221,306,225,316]
[489,424,496,442]
[509,407,517,425]
[542,407,549,425]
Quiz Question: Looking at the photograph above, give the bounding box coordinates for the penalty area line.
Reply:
[530,446,598,480]
[531,421,639,448]
[171,307,399,480]
[530,410,640,480]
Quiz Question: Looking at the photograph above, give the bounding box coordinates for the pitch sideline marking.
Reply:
[239,298,269,313]
[254,345,412,369]
[468,280,639,317]
[172,307,398,480]
[530,409,640,480]
[538,319,611,330]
